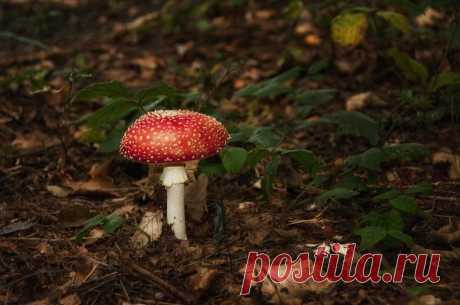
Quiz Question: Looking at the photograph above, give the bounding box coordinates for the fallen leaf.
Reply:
[36,242,52,255]
[12,131,58,150]
[237,201,257,212]
[112,204,137,217]
[132,54,159,70]
[88,159,113,178]
[84,228,105,245]
[131,210,163,248]
[188,267,219,292]
[295,23,316,35]
[177,41,194,57]
[0,240,18,252]
[432,150,460,180]
[64,177,117,195]
[304,34,321,46]
[59,294,81,305]
[416,294,442,305]
[345,92,385,111]
[46,185,71,198]
[25,299,48,305]
[416,7,443,27]
[244,213,273,246]
[58,205,93,228]
[255,9,275,19]
[433,221,460,244]
[0,220,35,235]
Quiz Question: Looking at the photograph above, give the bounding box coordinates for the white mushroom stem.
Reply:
[160,166,188,240]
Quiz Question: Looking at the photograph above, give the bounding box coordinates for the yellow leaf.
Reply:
[377,11,411,34]
[331,12,368,47]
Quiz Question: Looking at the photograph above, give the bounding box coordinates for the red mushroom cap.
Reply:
[120,110,230,164]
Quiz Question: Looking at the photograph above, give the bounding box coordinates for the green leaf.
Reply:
[390,195,419,214]
[331,12,368,47]
[253,82,291,98]
[430,71,460,92]
[229,126,255,143]
[235,67,302,98]
[75,81,133,101]
[248,127,282,148]
[387,229,414,245]
[345,147,384,171]
[382,143,429,162]
[405,182,432,196]
[84,99,137,128]
[387,48,429,83]
[373,189,400,202]
[335,174,368,192]
[324,111,380,145]
[362,209,404,231]
[377,11,411,34]
[98,123,126,153]
[246,148,269,168]
[74,214,106,241]
[316,187,359,203]
[262,154,281,199]
[294,89,336,116]
[0,31,50,50]
[102,213,124,234]
[354,226,387,250]
[220,147,248,173]
[282,149,320,173]
[137,83,180,104]
[269,67,303,83]
[308,59,330,75]
[198,159,226,176]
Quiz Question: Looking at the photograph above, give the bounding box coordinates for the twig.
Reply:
[129,262,196,305]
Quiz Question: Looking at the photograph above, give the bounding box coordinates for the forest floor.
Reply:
[1,1,460,305]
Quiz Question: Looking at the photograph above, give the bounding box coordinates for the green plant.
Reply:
[74,212,124,242]
[73,81,195,152]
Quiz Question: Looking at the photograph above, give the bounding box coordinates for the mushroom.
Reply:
[120,110,230,240]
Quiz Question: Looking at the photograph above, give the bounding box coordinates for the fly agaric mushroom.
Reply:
[120,110,230,240]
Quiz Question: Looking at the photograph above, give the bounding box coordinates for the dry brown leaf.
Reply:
[234,79,246,89]
[64,177,116,195]
[36,242,52,255]
[345,92,385,111]
[46,185,71,198]
[59,294,81,305]
[185,175,208,222]
[25,299,48,305]
[416,7,443,27]
[433,221,460,244]
[88,159,113,178]
[58,205,93,228]
[12,131,58,150]
[132,55,159,70]
[112,204,137,217]
[416,294,442,305]
[188,267,219,292]
[131,210,163,248]
[0,240,18,252]
[245,213,273,246]
[304,34,321,46]
[177,41,194,57]
[295,23,316,35]
[255,9,275,19]
[237,201,257,212]
[432,150,460,180]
